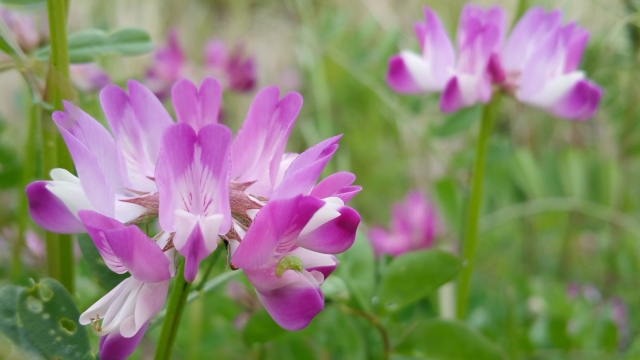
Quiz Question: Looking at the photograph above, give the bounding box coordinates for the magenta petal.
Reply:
[296,205,360,254]
[172,77,222,132]
[550,79,602,121]
[100,80,173,192]
[99,323,148,360]
[385,55,424,94]
[271,135,341,200]
[155,123,232,234]
[26,181,85,234]
[246,268,324,331]
[290,247,338,279]
[310,171,361,203]
[79,210,171,282]
[53,104,118,216]
[78,210,128,274]
[231,196,324,269]
[368,227,410,258]
[439,77,466,113]
[230,87,302,197]
[181,222,209,282]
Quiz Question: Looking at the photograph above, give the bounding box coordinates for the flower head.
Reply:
[368,190,438,258]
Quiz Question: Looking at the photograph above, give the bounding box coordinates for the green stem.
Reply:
[193,244,223,292]
[456,95,501,319]
[154,259,192,360]
[44,0,74,294]
[338,305,390,360]
[14,101,41,281]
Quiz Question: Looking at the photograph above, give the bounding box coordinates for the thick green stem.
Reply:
[456,96,501,319]
[154,259,192,360]
[44,0,75,294]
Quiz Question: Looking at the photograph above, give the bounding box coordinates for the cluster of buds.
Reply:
[27,77,360,359]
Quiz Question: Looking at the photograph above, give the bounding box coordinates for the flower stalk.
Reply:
[43,0,75,294]
[154,258,192,360]
[456,94,501,319]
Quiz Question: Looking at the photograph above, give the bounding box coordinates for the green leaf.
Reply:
[511,148,545,198]
[35,27,153,63]
[242,309,287,345]
[18,279,94,359]
[0,34,15,56]
[0,142,21,188]
[334,231,375,312]
[78,233,129,290]
[559,149,587,198]
[0,280,95,360]
[432,177,461,233]
[378,250,461,312]
[431,104,481,138]
[395,319,505,360]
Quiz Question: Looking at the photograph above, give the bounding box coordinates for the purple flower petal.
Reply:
[155,123,232,234]
[53,102,122,216]
[271,135,341,200]
[245,267,324,331]
[231,195,323,269]
[172,77,222,132]
[26,181,86,234]
[99,323,148,360]
[310,171,361,204]
[79,210,172,282]
[230,86,302,197]
[385,54,428,94]
[100,80,173,192]
[547,78,602,121]
[289,247,338,279]
[296,205,360,254]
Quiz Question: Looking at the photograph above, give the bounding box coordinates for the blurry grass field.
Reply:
[1,0,640,358]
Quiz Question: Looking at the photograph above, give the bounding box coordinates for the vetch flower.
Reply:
[368,190,438,258]
[145,30,185,100]
[231,195,339,330]
[26,81,173,233]
[70,63,111,92]
[386,5,505,112]
[205,38,256,92]
[0,7,41,52]
[78,210,174,360]
[155,122,232,282]
[497,7,601,120]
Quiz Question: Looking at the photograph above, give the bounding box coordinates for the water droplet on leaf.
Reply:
[25,296,43,313]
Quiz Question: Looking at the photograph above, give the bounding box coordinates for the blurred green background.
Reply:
[1,0,639,359]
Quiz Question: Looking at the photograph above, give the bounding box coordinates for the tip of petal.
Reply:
[386,55,424,94]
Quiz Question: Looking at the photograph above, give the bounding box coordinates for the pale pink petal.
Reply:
[230,87,302,197]
[100,81,173,192]
[290,247,338,279]
[172,77,222,132]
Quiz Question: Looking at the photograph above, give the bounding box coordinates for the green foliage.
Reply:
[431,105,482,138]
[396,319,505,359]
[0,279,94,359]
[35,28,153,63]
[334,231,375,312]
[378,250,461,312]
[242,309,287,346]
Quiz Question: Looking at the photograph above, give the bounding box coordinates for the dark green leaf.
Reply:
[0,285,45,359]
[17,279,94,360]
[35,28,153,63]
[0,142,21,188]
[395,319,505,360]
[431,104,481,138]
[378,250,461,312]
[242,309,287,345]
[0,34,15,56]
[78,233,129,290]
[334,231,375,312]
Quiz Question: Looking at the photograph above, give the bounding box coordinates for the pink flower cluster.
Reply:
[26,78,360,359]
[368,190,438,258]
[386,5,601,120]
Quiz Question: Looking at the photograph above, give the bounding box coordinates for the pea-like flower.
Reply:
[368,190,438,258]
